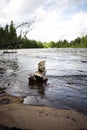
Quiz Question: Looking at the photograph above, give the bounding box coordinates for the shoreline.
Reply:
[0,94,87,130]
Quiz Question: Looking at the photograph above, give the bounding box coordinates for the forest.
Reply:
[0,20,87,49]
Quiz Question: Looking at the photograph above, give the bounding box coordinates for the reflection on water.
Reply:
[0,48,87,115]
[29,82,46,96]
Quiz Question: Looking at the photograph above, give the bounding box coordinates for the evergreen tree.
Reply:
[9,20,17,41]
[5,24,9,42]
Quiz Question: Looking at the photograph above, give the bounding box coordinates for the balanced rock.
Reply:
[29,61,48,85]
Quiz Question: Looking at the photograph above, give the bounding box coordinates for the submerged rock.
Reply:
[23,96,52,106]
[0,94,23,104]
[0,87,6,95]
[0,68,7,74]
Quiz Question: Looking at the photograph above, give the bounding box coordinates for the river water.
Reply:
[0,48,87,115]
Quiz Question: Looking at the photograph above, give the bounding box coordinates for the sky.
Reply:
[0,0,87,42]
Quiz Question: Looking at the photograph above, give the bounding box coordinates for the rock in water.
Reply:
[29,61,48,85]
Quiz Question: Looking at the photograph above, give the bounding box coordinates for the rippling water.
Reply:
[0,48,87,114]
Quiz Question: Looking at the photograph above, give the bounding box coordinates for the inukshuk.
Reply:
[29,61,48,85]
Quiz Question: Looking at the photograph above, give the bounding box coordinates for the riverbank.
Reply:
[0,94,87,130]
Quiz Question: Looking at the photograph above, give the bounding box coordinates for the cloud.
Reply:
[4,0,45,15]
[29,0,87,42]
[0,0,45,24]
[29,10,87,42]
[0,0,87,42]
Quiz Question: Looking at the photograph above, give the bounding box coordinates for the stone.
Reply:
[0,94,23,104]
[29,61,48,85]
[38,61,45,72]
[0,68,6,74]
[0,87,6,95]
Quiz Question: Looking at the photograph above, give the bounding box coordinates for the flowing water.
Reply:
[0,48,87,115]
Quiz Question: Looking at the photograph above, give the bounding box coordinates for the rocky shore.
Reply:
[0,92,87,130]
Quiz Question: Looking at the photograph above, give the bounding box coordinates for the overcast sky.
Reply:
[0,0,87,42]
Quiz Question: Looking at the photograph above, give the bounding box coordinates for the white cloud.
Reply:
[4,0,45,15]
[0,0,45,25]
[29,10,87,42]
[0,0,87,42]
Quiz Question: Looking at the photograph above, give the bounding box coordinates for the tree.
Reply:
[9,20,17,41]
[47,41,56,48]
[0,27,5,43]
[5,24,9,42]
[56,40,63,48]
[16,17,36,39]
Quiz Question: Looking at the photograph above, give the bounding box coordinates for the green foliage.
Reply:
[21,39,44,48]
[0,21,44,49]
[9,20,17,41]
[47,41,56,48]
[0,21,17,49]
[0,20,87,49]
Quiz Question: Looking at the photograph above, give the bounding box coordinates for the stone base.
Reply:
[28,75,48,86]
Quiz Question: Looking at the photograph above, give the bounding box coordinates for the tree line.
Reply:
[0,21,87,49]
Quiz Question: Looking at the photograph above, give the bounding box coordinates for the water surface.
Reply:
[0,48,87,115]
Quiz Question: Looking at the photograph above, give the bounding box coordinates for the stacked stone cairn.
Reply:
[29,61,48,85]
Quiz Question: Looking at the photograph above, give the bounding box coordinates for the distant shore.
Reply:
[0,94,87,130]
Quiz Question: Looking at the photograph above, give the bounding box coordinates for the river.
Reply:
[0,48,87,115]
